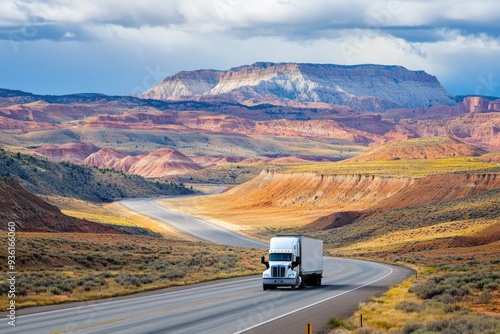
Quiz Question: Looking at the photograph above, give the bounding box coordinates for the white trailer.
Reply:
[261,235,323,290]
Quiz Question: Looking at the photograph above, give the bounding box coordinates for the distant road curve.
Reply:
[121,197,267,248]
[0,196,414,334]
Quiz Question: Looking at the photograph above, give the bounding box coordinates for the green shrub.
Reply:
[401,322,422,334]
[424,314,499,334]
[395,301,425,313]
[328,316,354,330]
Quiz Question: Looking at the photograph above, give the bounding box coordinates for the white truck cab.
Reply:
[261,235,323,290]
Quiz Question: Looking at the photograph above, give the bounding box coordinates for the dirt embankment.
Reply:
[0,177,122,233]
[199,170,500,227]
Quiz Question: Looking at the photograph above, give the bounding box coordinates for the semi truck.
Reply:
[261,235,323,290]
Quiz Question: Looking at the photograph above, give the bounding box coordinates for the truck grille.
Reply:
[271,265,286,278]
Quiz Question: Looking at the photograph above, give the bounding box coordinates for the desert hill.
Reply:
[34,142,100,163]
[0,177,122,233]
[474,151,500,163]
[349,136,486,162]
[83,148,139,173]
[33,144,204,178]
[128,148,203,177]
[0,148,192,202]
[141,62,456,111]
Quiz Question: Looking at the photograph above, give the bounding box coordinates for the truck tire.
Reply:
[316,275,322,287]
[263,284,268,291]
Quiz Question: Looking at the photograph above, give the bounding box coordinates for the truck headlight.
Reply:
[287,273,295,278]
[264,274,270,278]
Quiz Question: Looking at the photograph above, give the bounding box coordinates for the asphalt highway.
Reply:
[1,197,414,334]
[121,198,267,248]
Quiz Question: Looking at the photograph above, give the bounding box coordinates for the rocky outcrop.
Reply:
[489,99,500,111]
[399,113,500,150]
[141,62,456,111]
[128,148,203,177]
[463,97,490,113]
[348,136,486,162]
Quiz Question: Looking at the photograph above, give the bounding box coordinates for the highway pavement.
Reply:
[121,198,267,248]
[1,197,414,333]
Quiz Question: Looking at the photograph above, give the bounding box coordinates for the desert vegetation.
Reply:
[327,257,499,333]
[0,232,262,310]
[0,148,192,202]
[284,157,500,178]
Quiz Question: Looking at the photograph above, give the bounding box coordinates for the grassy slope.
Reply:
[0,148,192,202]
[0,233,262,310]
[284,157,500,178]
[50,196,193,239]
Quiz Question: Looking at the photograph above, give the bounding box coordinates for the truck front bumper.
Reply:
[263,278,296,286]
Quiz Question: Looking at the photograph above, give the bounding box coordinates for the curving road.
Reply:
[1,197,414,334]
[121,198,267,248]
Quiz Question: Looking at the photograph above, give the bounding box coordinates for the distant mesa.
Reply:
[348,136,487,162]
[140,62,456,111]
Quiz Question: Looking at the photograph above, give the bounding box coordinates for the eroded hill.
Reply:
[0,148,192,202]
[0,177,122,233]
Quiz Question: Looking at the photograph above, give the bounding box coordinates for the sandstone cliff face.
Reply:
[400,113,500,150]
[141,62,456,111]
[489,99,500,111]
[463,97,490,113]
[217,170,500,214]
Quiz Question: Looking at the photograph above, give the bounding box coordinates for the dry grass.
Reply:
[282,157,500,178]
[0,232,262,310]
[47,196,192,239]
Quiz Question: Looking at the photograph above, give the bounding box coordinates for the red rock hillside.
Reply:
[34,142,99,164]
[348,136,486,162]
[128,148,203,177]
[0,177,122,233]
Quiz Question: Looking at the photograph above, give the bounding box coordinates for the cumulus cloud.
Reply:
[0,0,499,96]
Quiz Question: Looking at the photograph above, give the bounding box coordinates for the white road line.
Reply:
[9,277,260,320]
[233,264,394,334]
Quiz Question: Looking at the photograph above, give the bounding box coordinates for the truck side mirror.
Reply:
[261,256,269,269]
[292,256,300,268]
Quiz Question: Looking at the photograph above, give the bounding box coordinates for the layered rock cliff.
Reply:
[217,170,500,213]
[140,62,456,111]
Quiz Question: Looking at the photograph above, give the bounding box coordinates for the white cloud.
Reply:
[62,31,76,39]
[0,0,499,96]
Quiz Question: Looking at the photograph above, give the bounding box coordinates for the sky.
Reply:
[0,0,499,97]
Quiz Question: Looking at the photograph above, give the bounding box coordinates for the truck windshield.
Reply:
[269,253,292,261]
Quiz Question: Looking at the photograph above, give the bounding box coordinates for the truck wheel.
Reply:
[317,276,322,286]
[263,284,268,291]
